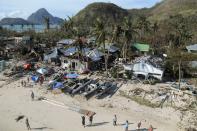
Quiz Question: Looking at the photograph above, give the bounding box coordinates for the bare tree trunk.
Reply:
[178,60,181,89]
[125,42,128,60]
[105,54,108,76]
[122,42,127,59]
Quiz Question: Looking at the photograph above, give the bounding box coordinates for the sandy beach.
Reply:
[0,75,183,131]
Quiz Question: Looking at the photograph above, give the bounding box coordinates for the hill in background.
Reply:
[27,8,63,25]
[149,0,197,21]
[0,18,31,25]
[73,0,197,25]
[73,2,129,26]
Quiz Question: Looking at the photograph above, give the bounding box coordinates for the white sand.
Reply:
[0,78,182,131]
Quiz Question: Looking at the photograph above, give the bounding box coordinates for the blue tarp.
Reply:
[37,68,48,75]
[52,82,64,89]
[31,75,39,82]
[64,73,79,79]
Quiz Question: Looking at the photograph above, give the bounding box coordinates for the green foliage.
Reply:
[73,2,128,27]
[110,67,118,78]
[125,70,132,79]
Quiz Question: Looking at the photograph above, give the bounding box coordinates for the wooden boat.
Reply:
[63,80,78,94]
[71,78,93,95]
[82,79,100,97]
[95,82,114,99]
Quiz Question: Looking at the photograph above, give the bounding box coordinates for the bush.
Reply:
[125,70,133,79]
[110,67,118,78]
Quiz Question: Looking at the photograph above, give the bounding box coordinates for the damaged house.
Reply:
[186,44,197,68]
[60,47,105,73]
[43,48,61,65]
[56,39,75,48]
[131,43,150,56]
[123,56,164,80]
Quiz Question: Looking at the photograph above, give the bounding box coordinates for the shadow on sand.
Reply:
[117,122,133,126]
[129,128,148,131]
[129,128,157,131]
[31,127,53,130]
[86,122,109,127]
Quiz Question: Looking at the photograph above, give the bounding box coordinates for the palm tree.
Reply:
[167,15,194,88]
[21,24,24,32]
[151,22,159,51]
[152,22,159,33]
[92,18,108,73]
[110,24,122,44]
[31,24,34,30]
[137,15,150,40]
[44,17,50,30]
[122,17,138,60]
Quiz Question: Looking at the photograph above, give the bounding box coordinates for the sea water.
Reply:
[1,24,60,32]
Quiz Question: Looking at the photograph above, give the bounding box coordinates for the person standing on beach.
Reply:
[113,115,117,126]
[31,91,34,101]
[81,116,85,127]
[124,120,129,131]
[148,125,154,131]
[21,80,24,87]
[39,75,44,85]
[89,115,93,125]
[27,76,30,83]
[25,118,31,130]
[137,121,141,130]
[24,81,26,87]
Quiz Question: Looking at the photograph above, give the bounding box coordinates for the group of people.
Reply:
[81,115,93,127]
[21,76,30,87]
[21,80,27,87]
[113,115,154,131]
[81,114,154,130]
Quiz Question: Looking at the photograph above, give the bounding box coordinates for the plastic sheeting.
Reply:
[37,68,48,75]
[31,75,39,82]
[57,39,75,45]
[64,73,79,79]
[62,47,90,57]
[86,49,104,61]
[44,48,58,61]
[23,64,31,70]
[52,82,64,89]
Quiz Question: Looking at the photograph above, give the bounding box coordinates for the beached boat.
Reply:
[63,80,78,94]
[71,78,93,95]
[95,82,114,99]
[82,79,100,97]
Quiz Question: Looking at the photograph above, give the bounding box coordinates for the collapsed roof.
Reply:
[57,39,75,45]
[186,44,197,53]
[44,48,59,61]
[132,43,150,52]
[123,55,165,80]
[60,47,104,61]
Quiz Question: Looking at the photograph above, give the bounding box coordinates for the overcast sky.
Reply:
[0,0,162,20]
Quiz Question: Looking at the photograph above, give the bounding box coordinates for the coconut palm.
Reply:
[151,22,159,50]
[110,24,123,44]
[92,18,108,73]
[21,24,24,32]
[137,15,151,39]
[167,15,194,88]
[44,17,50,30]
[152,22,159,33]
[122,17,138,60]
[31,24,34,31]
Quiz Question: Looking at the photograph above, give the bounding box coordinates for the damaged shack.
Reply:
[123,55,165,80]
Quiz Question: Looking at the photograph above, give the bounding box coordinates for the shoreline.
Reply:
[0,76,181,131]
